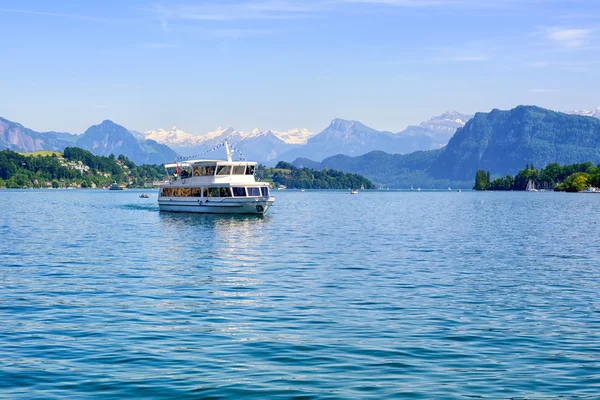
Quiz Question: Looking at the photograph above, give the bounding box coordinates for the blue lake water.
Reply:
[1,189,600,398]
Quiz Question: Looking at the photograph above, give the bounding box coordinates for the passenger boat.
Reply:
[351,188,359,195]
[158,141,274,214]
[109,182,125,190]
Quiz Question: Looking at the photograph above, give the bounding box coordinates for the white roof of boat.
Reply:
[164,160,257,168]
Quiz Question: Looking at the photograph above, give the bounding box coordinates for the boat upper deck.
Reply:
[163,159,262,186]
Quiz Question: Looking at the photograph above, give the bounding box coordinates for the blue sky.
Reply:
[1,0,599,134]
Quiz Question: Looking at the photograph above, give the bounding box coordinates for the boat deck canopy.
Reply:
[164,160,257,169]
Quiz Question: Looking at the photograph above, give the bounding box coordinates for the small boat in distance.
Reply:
[109,182,125,190]
[526,179,538,192]
[300,188,305,192]
[351,188,359,195]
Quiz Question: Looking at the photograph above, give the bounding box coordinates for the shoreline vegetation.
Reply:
[474,162,600,192]
[256,162,376,190]
[0,148,376,190]
[0,148,164,189]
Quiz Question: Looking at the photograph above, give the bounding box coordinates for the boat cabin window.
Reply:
[208,187,220,197]
[219,187,232,197]
[162,187,204,197]
[247,187,261,197]
[245,165,255,175]
[232,165,246,175]
[216,165,232,176]
[261,187,269,197]
[232,187,246,197]
[194,166,215,176]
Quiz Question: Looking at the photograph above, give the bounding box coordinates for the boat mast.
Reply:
[224,140,233,163]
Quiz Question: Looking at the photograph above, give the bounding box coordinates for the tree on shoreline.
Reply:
[479,162,600,192]
[473,170,491,190]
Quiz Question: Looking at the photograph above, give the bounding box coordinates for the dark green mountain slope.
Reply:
[429,106,600,180]
[293,149,471,188]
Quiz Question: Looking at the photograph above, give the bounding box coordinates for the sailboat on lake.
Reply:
[526,179,538,192]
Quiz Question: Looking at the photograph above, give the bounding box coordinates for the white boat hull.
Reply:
[158,197,274,214]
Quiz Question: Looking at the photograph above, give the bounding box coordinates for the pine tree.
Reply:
[473,169,490,190]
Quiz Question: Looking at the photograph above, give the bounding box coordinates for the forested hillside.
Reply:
[0,147,164,188]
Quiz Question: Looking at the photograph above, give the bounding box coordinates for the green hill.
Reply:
[0,147,164,189]
[256,161,376,189]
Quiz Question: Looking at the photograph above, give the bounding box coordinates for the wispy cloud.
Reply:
[150,1,327,28]
[452,55,488,61]
[340,0,559,10]
[0,7,111,22]
[546,27,592,48]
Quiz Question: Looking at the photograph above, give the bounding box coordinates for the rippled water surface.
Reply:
[1,189,600,399]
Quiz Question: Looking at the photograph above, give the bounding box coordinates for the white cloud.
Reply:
[547,28,592,48]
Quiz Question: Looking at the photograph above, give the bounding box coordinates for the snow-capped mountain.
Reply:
[273,128,314,144]
[142,111,470,165]
[142,125,315,165]
[143,126,204,147]
[143,126,314,147]
[567,106,600,119]
[279,111,472,162]
[418,110,472,134]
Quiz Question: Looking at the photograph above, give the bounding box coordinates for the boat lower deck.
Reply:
[158,197,274,214]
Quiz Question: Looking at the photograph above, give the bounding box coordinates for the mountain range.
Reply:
[278,111,471,163]
[3,105,599,182]
[294,106,600,188]
[139,110,470,165]
[142,126,313,165]
[76,120,177,165]
[0,117,76,152]
[0,118,176,165]
[568,106,600,119]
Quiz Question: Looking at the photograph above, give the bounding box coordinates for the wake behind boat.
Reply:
[158,141,274,215]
